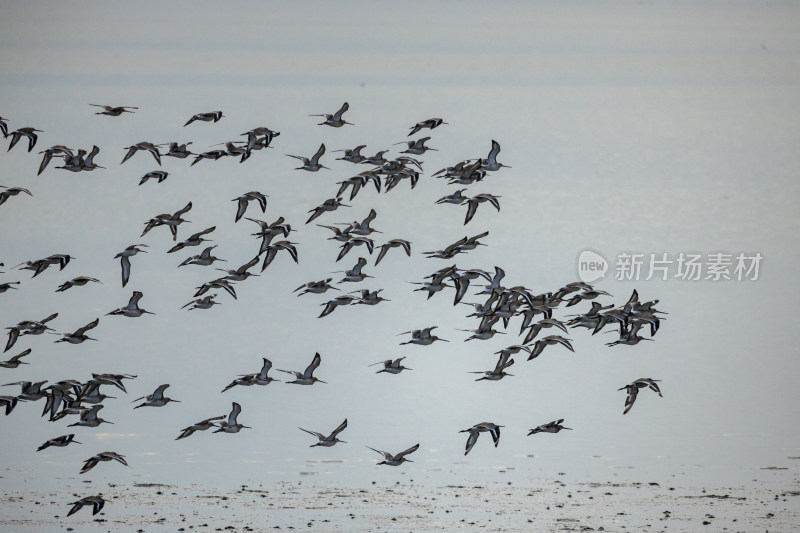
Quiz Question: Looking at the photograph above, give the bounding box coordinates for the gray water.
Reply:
[1,0,798,496]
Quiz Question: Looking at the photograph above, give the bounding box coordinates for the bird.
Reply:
[160,141,194,159]
[336,236,374,262]
[318,295,358,318]
[37,145,73,175]
[294,278,339,296]
[176,415,226,440]
[395,136,436,155]
[167,226,216,253]
[333,145,366,163]
[178,245,226,267]
[221,357,276,392]
[106,291,154,317]
[181,294,221,310]
[141,201,192,240]
[121,142,162,165]
[299,419,348,447]
[311,102,353,127]
[90,104,137,116]
[260,241,298,271]
[366,443,419,466]
[56,276,101,292]
[618,378,663,414]
[306,197,350,224]
[36,434,81,451]
[398,326,448,345]
[138,170,169,185]
[480,140,511,171]
[0,348,30,368]
[233,191,268,222]
[184,110,224,126]
[133,384,179,408]
[0,116,8,138]
[470,354,514,381]
[527,335,574,360]
[80,451,128,474]
[460,422,503,455]
[435,189,468,205]
[374,239,412,266]
[336,256,372,283]
[409,118,447,136]
[53,318,99,344]
[6,312,58,351]
[214,402,250,433]
[286,143,329,171]
[194,278,237,300]
[370,357,411,374]
[527,419,572,435]
[7,127,43,152]
[463,193,501,225]
[68,405,112,427]
[90,373,137,393]
[342,209,380,235]
[114,244,148,288]
[352,288,389,305]
[79,145,104,171]
[0,281,20,294]
[278,352,326,385]
[0,395,19,415]
[216,256,260,282]
[0,186,33,207]
[67,495,105,517]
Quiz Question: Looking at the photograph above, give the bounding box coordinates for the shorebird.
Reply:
[0,116,7,137]
[141,201,192,241]
[398,326,448,345]
[341,208,380,236]
[260,241,298,271]
[460,422,503,455]
[299,419,348,447]
[160,141,194,158]
[68,405,112,427]
[14,254,73,278]
[395,136,436,155]
[233,191,268,222]
[463,193,501,225]
[306,197,350,224]
[480,140,511,171]
[133,384,179,408]
[294,278,339,296]
[184,110,223,126]
[178,245,226,267]
[67,495,105,517]
[90,104,137,116]
[53,318,99,344]
[0,395,18,415]
[521,317,568,343]
[4,380,48,401]
[168,226,215,253]
[0,186,33,207]
[0,348,30,368]
[37,434,81,451]
[0,281,20,294]
[138,170,169,185]
[250,216,293,251]
[528,419,572,435]
[7,127,43,152]
[336,236,374,262]
[6,312,58,351]
[221,357,276,392]
[374,239,412,266]
[565,289,612,307]
[335,256,372,283]
[286,143,328,171]
[216,256,259,282]
[318,295,358,318]
[352,288,389,305]
[214,402,250,433]
[333,145,366,163]
[114,244,148,287]
[80,451,128,474]
[370,356,411,374]
[367,443,419,466]
[176,415,226,439]
[435,189,468,206]
[618,378,663,414]
[311,102,353,127]
[56,276,101,292]
[278,352,326,385]
[336,172,382,200]
[194,278,237,300]
[190,149,227,166]
[89,373,136,393]
[107,291,154,317]
[527,335,574,360]
[37,145,73,175]
[470,354,514,381]
[121,142,162,165]
[181,294,221,310]
[80,145,104,171]
[409,118,447,136]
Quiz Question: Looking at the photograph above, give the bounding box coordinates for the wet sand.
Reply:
[2,472,797,532]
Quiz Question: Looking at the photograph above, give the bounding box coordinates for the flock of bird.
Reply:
[0,105,665,518]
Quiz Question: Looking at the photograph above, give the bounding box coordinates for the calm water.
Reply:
[1,1,798,497]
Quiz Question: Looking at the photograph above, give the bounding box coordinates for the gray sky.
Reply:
[1,1,798,491]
